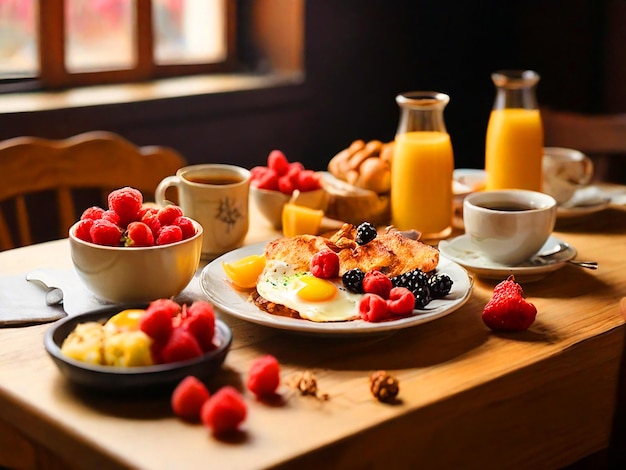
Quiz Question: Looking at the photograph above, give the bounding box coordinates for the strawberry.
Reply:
[482,275,537,331]
[171,376,210,422]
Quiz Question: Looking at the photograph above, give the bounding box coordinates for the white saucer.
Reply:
[439,235,577,282]
[557,186,612,218]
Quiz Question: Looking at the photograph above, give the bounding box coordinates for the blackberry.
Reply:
[412,285,432,309]
[428,273,453,298]
[342,268,365,293]
[356,222,377,245]
[398,269,429,291]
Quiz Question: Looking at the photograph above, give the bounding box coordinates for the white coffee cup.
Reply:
[463,190,557,265]
[156,164,250,258]
[542,147,594,205]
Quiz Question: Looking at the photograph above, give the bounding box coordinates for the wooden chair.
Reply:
[0,131,186,251]
[541,107,626,182]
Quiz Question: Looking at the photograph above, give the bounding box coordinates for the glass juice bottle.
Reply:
[391,91,454,239]
[485,70,544,191]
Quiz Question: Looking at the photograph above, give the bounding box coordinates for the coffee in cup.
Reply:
[463,190,557,265]
[155,164,250,258]
[542,147,594,205]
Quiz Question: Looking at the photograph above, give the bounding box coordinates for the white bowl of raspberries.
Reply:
[250,150,327,229]
[69,187,203,303]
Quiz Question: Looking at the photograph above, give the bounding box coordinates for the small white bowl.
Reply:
[69,220,203,303]
[463,190,557,265]
[250,186,327,229]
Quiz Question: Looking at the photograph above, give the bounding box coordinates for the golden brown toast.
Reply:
[264,224,439,277]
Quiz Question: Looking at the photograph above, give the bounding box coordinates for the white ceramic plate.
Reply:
[439,235,577,282]
[200,242,473,336]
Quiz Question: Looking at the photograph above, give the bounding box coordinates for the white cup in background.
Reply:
[463,190,557,265]
[156,164,250,259]
[542,147,594,205]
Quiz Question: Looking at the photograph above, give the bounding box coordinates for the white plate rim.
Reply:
[200,242,473,336]
[438,234,577,279]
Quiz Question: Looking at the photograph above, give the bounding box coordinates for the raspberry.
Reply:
[137,205,158,220]
[125,221,155,247]
[288,161,304,173]
[359,293,389,322]
[297,169,321,192]
[342,268,365,294]
[107,186,143,227]
[157,204,184,226]
[362,270,392,299]
[428,273,453,298]
[174,216,196,240]
[157,224,183,245]
[148,298,181,317]
[201,386,247,435]
[89,219,122,246]
[356,222,377,245]
[183,302,216,352]
[140,210,162,239]
[278,174,297,194]
[247,355,280,397]
[101,209,121,226]
[482,276,537,331]
[139,304,174,343]
[74,219,94,242]
[310,250,340,279]
[267,150,290,176]
[251,167,279,191]
[171,376,210,422]
[80,206,105,221]
[385,287,415,317]
[161,328,203,363]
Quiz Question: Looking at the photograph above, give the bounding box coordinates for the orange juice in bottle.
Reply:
[485,70,544,191]
[391,92,454,239]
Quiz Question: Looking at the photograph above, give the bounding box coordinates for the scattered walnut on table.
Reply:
[370,370,399,403]
[287,370,329,401]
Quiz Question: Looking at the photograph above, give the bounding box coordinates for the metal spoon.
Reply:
[533,242,598,270]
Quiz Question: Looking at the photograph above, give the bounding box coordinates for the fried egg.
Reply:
[256,260,361,322]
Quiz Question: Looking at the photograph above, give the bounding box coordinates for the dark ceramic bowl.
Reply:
[44,305,232,393]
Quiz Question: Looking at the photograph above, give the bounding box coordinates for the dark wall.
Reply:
[0,1,611,173]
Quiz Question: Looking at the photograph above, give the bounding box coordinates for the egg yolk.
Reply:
[105,309,145,332]
[223,254,266,289]
[297,275,338,302]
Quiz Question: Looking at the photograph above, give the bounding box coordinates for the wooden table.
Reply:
[1,204,626,470]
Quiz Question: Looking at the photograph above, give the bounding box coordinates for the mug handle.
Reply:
[155,175,181,207]
[580,156,594,185]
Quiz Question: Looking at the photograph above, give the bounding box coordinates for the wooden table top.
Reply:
[1,200,626,469]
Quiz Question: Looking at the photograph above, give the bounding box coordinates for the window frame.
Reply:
[37,0,237,89]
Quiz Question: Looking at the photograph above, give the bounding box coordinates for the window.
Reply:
[0,0,235,90]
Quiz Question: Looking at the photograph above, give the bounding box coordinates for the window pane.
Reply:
[153,0,227,65]
[65,0,135,72]
[0,0,37,78]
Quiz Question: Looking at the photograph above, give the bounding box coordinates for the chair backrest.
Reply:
[541,107,626,182]
[0,131,186,250]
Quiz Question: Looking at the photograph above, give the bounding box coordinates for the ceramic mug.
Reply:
[463,189,557,265]
[156,164,250,258]
[542,147,594,205]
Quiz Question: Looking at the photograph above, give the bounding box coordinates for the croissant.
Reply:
[327,139,394,194]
